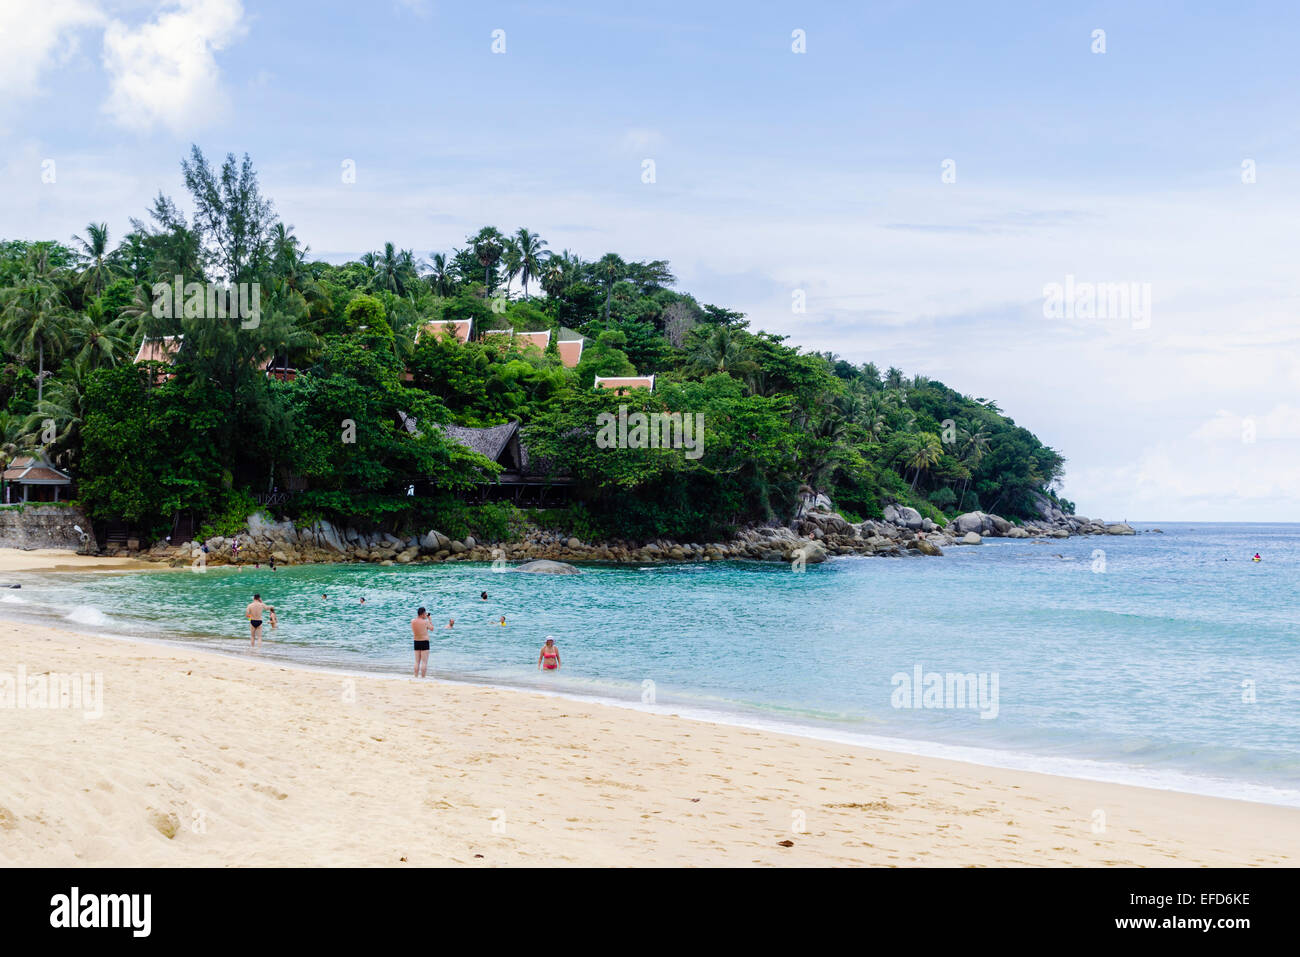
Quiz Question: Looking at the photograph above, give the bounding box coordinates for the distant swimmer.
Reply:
[537,637,561,672]
[321,593,328,601]
[359,597,366,605]
[268,607,278,630]
[447,618,455,629]
[245,593,274,648]
[1253,553,1262,562]
[499,615,506,627]
[411,607,431,678]
[481,591,488,601]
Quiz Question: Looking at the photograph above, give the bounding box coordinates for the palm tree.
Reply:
[689,326,756,377]
[595,252,625,320]
[513,228,548,299]
[957,426,991,508]
[473,231,504,291]
[906,432,943,491]
[370,242,417,296]
[0,247,69,404]
[25,359,95,468]
[500,238,522,299]
[72,222,115,296]
[0,410,27,504]
[427,253,454,297]
[66,301,130,369]
[884,366,905,390]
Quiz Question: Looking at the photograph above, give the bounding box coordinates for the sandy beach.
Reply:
[2,553,1297,867]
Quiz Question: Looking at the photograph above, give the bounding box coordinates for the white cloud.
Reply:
[0,0,105,99]
[100,0,247,133]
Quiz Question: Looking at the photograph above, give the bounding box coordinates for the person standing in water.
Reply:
[245,593,274,648]
[411,607,431,677]
[537,637,560,671]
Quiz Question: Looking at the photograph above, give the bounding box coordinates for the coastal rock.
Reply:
[914,539,943,556]
[1006,527,1030,539]
[1105,523,1136,535]
[511,559,581,575]
[962,532,983,545]
[450,540,467,553]
[883,504,924,529]
[954,511,988,535]
[793,541,828,565]
[794,489,834,518]
[989,515,1012,535]
[566,537,581,550]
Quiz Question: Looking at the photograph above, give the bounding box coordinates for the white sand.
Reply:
[2,616,1297,867]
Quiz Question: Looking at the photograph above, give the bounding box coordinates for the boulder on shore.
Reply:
[1105,523,1136,535]
[511,559,581,575]
[962,531,983,545]
[883,504,923,529]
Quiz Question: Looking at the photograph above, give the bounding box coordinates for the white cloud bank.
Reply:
[0,0,105,98]
[101,0,247,133]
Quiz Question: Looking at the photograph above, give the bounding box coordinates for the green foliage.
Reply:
[2,150,1072,540]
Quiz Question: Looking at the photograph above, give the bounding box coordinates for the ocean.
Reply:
[4,522,1297,806]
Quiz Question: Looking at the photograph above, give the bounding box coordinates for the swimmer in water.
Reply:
[481,591,488,601]
[268,607,278,630]
[447,618,454,629]
[245,593,274,648]
[359,597,366,605]
[537,637,560,671]
[499,615,506,627]
[411,607,431,678]
[1253,553,1262,562]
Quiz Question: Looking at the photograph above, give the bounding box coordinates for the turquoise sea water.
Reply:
[5,522,1298,805]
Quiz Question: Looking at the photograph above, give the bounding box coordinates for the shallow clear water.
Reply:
[5,522,1298,804]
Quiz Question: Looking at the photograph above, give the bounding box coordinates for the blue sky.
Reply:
[4,0,1300,520]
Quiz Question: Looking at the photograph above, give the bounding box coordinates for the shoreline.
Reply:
[3,617,1297,866]
[5,546,1298,814]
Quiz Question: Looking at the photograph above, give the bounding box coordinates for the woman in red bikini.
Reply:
[537,637,561,672]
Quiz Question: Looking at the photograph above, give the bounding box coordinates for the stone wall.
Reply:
[0,504,93,550]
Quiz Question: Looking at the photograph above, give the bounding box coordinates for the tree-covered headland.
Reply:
[0,148,1072,544]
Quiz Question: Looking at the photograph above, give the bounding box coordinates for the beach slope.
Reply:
[2,622,1297,867]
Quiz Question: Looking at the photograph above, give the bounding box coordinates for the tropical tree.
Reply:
[66,300,131,369]
[689,325,756,377]
[906,432,943,490]
[595,252,625,320]
[513,228,548,299]
[72,222,116,296]
[0,246,69,404]
[427,252,454,297]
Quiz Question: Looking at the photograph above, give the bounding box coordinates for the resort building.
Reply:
[433,421,572,507]
[2,450,72,503]
[418,318,473,344]
[594,374,655,394]
[134,335,183,384]
[556,338,584,369]
[483,328,553,353]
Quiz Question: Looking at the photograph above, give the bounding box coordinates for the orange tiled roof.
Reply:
[557,338,584,368]
[594,374,655,393]
[419,318,472,344]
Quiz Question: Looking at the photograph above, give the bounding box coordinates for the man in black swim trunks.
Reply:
[411,607,431,678]
[246,593,273,648]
